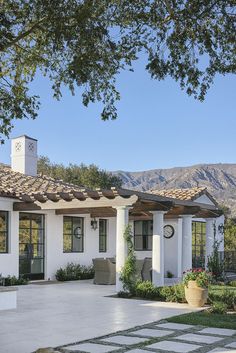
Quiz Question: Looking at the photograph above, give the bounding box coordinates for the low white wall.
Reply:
[0,198,19,277]
[0,288,17,311]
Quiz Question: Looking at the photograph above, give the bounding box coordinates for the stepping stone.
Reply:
[129,328,174,338]
[63,343,118,353]
[101,335,148,345]
[226,342,236,348]
[146,340,201,352]
[156,323,194,330]
[126,350,152,353]
[199,328,236,336]
[207,349,236,352]
[175,333,223,344]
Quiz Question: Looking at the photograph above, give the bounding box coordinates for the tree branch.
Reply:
[0,17,47,52]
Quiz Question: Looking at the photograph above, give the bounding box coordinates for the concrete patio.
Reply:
[0,280,196,353]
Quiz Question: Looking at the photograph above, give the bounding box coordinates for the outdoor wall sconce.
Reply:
[91,218,98,231]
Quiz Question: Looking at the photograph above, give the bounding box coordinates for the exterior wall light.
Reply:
[91,218,98,231]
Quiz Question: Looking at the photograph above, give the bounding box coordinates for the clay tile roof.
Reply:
[0,164,84,199]
[149,187,208,201]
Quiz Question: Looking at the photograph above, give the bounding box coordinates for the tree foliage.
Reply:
[37,156,122,189]
[1,0,236,142]
[224,218,236,251]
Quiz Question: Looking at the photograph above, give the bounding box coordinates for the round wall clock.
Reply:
[164,225,175,239]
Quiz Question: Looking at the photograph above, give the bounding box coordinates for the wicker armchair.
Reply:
[142,257,152,281]
[92,258,116,285]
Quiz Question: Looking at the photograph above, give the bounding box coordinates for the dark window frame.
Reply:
[63,216,84,253]
[0,211,9,254]
[19,212,45,279]
[99,219,107,253]
[134,220,153,251]
[192,221,206,268]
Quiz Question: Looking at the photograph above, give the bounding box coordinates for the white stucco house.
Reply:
[0,135,224,291]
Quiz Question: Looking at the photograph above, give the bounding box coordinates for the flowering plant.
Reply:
[183,268,212,288]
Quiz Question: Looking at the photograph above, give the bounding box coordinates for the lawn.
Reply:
[168,311,236,329]
[167,284,236,330]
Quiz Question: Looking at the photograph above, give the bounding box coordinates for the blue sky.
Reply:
[1,58,235,172]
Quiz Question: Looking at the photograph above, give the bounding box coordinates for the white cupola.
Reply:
[11,135,38,176]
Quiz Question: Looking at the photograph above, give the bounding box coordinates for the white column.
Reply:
[182,215,193,274]
[115,206,129,292]
[177,218,183,278]
[205,218,215,268]
[151,211,165,287]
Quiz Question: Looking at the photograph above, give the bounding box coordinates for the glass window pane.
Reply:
[72,234,83,252]
[0,212,7,231]
[0,233,6,252]
[99,219,107,252]
[134,235,143,250]
[31,244,44,258]
[19,213,31,228]
[63,233,72,252]
[19,229,30,243]
[147,235,153,250]
[134,221,142,235]
[31,229,44,244]
[31,214,44,229]
[63,217,72,234]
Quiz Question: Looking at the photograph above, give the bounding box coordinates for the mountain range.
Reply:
[113,163,236,217]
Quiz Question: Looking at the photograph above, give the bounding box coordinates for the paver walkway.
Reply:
[57,320,236,353]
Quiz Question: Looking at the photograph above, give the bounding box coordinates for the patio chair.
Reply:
[92,258,116,285]
[134,259,145,281]
[142,257,152,281]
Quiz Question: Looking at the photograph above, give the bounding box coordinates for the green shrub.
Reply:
[159,284,186,303]
[120,225,137,294]
[207,237,224,282]
[4,275,28,286]
[229,280,236,287]
[55,263,94,281]
[208,302,228,314]
[135,281,160,299]
[209,288,236,309]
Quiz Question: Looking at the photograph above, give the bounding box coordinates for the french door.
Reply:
[19,213,45,280]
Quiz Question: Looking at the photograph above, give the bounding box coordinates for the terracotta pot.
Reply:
[185,280,208,307]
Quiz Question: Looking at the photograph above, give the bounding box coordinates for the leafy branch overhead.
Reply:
[1,0,235,141]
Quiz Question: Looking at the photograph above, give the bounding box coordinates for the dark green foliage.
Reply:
[4,275,28,286]
[159,284,186,303]
[208,302,228,314]
[134,281,186,303]
[55,262,94,281]
[166,271,174,278]
[207,238,224,282]
[38,156,122,189]
[224,218,236,251]
[209,288,236,310]
[1,1,236,142]
[119,225,137,294]
[135,281,160,299]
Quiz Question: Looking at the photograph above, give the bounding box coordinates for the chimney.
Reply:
[11,135,38,176]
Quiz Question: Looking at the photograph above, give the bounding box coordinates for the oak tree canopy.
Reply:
[1,0,235,142]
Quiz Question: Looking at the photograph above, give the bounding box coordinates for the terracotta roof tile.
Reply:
[0,164,83,199]
[150,187,207,201]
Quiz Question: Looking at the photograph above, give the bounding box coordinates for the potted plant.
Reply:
[183,268,211,307]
